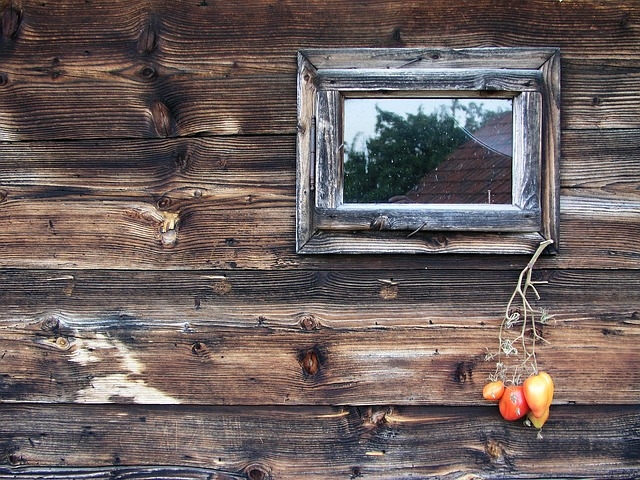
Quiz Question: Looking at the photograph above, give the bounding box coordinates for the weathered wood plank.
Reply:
[1,269,637,324]
[0,128,636,267]
[0,404,638,478]
[0,74,298,140]
[1,319,635,405]
[562,129,640,195]
[0,2,636,140]
[1,190,639,269]
[0,268,637,405]
[1,60,638,140]
[0,136,295,199]
[0,0,637,74]
[562,61,640,129]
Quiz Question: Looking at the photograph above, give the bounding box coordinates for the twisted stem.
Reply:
[493,239,553,383]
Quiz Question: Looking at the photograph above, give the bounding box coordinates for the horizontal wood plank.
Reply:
[0,60,638,141]
[0,74,298,140]
[0,269,637,405]
[1,192,639,269]
[0,1,637,73]
[2,268,638,324]
[0,136,295,198]
[561,129,640,194]
[0,404,637,478]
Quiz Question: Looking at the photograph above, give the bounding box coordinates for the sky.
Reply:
[343,98,512,152]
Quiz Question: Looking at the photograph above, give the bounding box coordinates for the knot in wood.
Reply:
[379,283,398,300]
[139,65,157,81]
[362,406,392,426]
[0,188,7,202]
[191,341,208,356]
[484,439,506,463]
[390,26,403,45]
[0,74,8,87]
[453,360,474,383]
[299,348,320,376]
[299,315,318,331]
[159,210,180,247]
[1,6,22,39]
[620,12,631,28]
[150,101,175,138]
[54,337,71,350]
[157,196,172,210]
[137,23,158,54]
[245,463,271,480]
[210,279,232,295]
[40,316,60,333]
[174,149,191,173]
[370,215,389,230]
[161,211,179,233]
[161,229,178,248]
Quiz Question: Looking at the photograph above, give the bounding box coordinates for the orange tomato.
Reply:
[498,385,531,421]
[523,372,554,418]
[482,380,505,401]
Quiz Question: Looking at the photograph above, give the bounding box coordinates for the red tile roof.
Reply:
[396,111,513,204]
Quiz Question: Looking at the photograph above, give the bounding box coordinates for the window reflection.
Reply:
[343,98,513,204]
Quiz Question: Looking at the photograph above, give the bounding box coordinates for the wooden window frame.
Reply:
[296,48,560,254]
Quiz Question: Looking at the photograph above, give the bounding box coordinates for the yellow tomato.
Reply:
[523,372,554,418]
[527,407,550,429]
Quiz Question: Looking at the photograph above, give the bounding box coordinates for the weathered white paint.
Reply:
[75,374,181,404]
[71,333,180,404]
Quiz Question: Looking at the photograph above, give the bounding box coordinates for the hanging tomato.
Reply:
[498,385,531,421]
[482,380,505,401]
[527,407,550,429]
[523,372,554,418]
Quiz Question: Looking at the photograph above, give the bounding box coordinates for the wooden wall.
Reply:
[0,0,639,478]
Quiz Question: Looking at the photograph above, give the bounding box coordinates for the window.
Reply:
[296,48,560,254]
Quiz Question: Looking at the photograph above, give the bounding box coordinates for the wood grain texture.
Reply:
[0,60,638,141]
[0,404,638,479]
[562,129,640,194]
[1,131,636,201]
[0,0,638,141]
[2,191,639,269]
[0,128,636,268]
[0,269,637,405]
[0,0,638,478]
[0,1,637,70]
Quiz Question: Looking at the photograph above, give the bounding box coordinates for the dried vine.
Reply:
[486,239,554,385]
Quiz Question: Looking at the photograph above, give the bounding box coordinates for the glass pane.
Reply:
[343,98,513,204]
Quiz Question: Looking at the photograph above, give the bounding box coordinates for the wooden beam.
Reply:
[0,404,637,478]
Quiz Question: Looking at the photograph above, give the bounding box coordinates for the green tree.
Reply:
[343,101,505,203]
[344,106,468,203]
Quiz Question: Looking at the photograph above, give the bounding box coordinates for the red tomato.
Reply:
[482,380,505,401]
[498,385,530,421]
[523,372,554,418]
